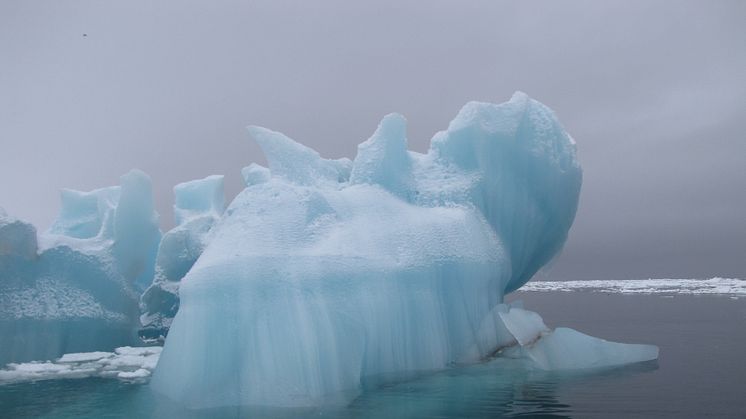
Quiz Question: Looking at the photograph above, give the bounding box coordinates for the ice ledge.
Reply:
[496,305,658,371]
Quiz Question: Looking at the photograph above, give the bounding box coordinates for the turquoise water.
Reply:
[2,293,744,418]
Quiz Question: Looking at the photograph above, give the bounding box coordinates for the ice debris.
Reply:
[0,346,161,384]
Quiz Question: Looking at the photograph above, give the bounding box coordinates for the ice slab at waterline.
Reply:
[521,277,746,296]
[152,92,658,409]
[0,170,161,365]
[0,346,161,384]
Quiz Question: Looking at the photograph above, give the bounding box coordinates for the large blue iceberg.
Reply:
[0,170,160,364]
[151,92,658,408]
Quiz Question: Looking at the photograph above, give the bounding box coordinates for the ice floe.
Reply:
[520,278,745,296]
[0,346,161,384]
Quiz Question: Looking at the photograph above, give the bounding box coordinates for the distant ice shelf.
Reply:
[520,278,746,296]
[0,346,161,384]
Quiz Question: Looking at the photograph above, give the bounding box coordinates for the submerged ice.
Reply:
[151,92,658,408]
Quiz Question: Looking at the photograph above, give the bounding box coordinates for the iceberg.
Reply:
[0,170,161,364]
[139,175,225,343]
[152,92,656,409]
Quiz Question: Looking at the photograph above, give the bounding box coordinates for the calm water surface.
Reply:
[1,293,744,418]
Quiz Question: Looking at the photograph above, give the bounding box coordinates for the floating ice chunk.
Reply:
[0,346,161,384]
[99,353,153,370]
[118,368,150,379]
[57,351,111,363]
[519,328,659,370]
[140,176,225,343]
[5,362,70,375]
[114,346,163,356]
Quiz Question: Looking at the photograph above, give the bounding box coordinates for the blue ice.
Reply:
[151,93,658,408]
[0,170,160,364]
[139,175,225,342]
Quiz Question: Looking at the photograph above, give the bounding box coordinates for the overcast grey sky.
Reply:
[1,0,744,280]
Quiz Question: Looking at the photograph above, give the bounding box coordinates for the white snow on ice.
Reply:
[520,278,746,296]
[0,346,161,384]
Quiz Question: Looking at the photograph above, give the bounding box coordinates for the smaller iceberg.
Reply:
[0,170,161,364]
[139,175,225,343]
